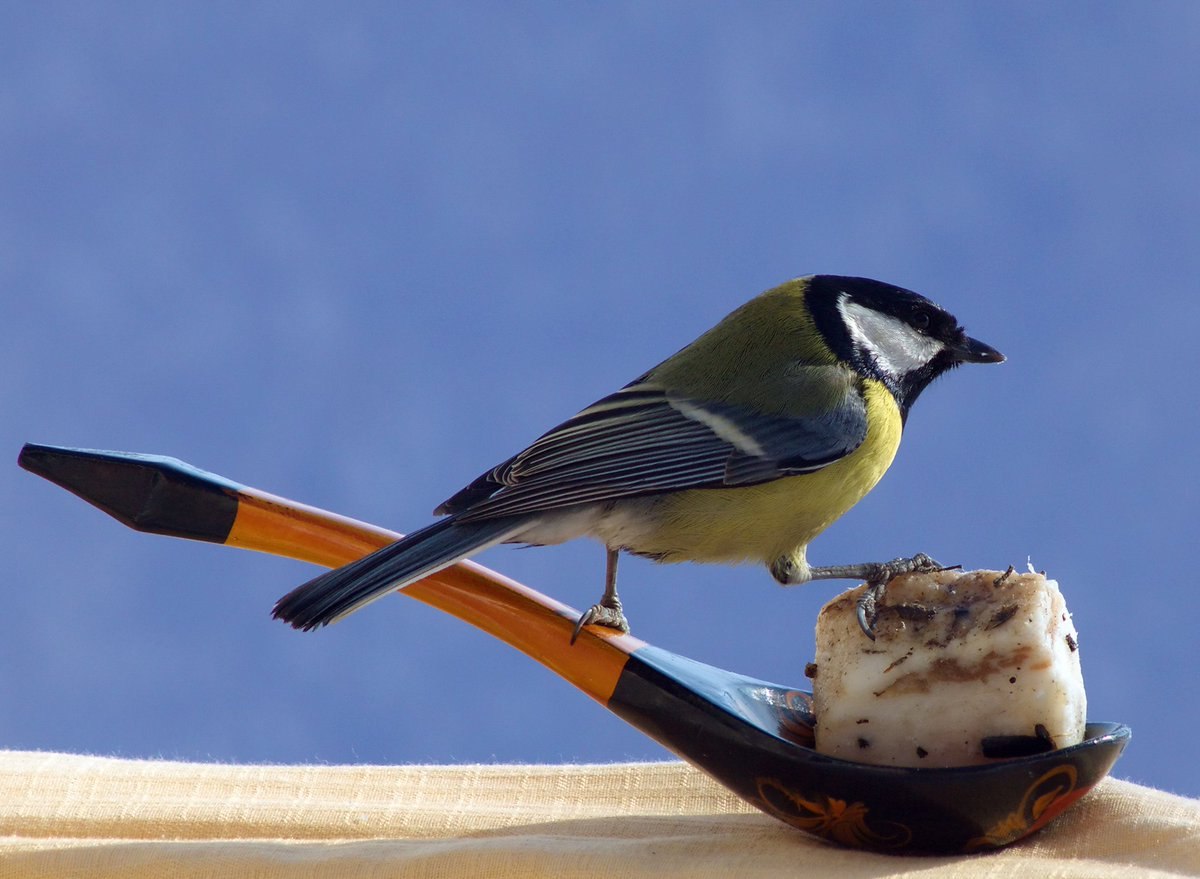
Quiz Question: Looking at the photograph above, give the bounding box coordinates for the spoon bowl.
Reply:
[17,443,1130,853]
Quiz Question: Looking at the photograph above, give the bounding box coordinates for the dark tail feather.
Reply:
[272,516,527,630]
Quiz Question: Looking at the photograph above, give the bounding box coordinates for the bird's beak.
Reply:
[949,334,1005,364]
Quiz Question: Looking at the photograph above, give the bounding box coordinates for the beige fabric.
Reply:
[1,751,1197,877]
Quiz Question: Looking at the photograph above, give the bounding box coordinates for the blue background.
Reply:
[4,4,1198,798]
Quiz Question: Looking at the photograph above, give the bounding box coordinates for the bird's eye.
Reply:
[911,309,932,331]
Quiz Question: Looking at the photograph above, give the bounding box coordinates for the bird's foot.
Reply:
[854,553,954,640]
[570,597,630,645]
[855,581,887,642]
[862,552,946,584]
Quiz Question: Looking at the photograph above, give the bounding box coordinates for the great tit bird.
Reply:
[273,275,1003,638]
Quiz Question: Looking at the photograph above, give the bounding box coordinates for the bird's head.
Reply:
[807,275,1004,417]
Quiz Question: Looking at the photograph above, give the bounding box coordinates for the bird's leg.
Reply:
[805,552,943,585]
[570,548,630,644]
[806,553,948,641]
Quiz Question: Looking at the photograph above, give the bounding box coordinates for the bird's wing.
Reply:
[441,378,868,520]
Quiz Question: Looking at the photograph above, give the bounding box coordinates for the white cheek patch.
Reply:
[838,297,945,378]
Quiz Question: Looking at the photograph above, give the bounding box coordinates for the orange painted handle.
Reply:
[230,486,645,704]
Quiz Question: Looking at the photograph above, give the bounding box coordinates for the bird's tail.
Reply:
[272,515,527,630]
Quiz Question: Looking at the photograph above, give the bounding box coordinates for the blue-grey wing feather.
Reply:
[442,382,868,521]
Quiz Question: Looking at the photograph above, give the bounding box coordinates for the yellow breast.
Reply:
[637,380,903,564]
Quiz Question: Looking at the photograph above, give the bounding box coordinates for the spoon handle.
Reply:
[17,443,646,705]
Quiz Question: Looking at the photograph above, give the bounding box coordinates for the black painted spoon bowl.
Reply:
[18,443,1130,854]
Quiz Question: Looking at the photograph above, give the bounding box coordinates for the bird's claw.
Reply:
[855,553,953,640]
[569,599,630,645]
[856,581,886,641]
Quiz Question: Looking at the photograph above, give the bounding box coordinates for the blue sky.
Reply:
[4,4,1199,798]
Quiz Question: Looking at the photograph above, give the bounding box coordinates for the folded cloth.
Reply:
[1,750,1197,878]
